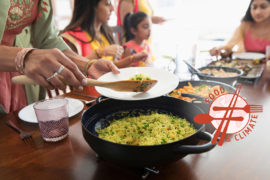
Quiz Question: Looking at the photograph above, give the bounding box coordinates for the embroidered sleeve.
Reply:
[30,0,69,51]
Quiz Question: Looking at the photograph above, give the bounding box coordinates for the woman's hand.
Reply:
[88,59,120,79]
[209,47,222,57]
[24,48,86,90]
[132,51,148,63]
[151,16,166,24]
[104,45,124,59]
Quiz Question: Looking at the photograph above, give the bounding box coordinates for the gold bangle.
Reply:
[95,49,101,58]
[95,47,104,58]
[84,59,98,76]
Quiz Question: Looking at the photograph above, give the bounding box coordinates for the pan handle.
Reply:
[96,96,109,104]
[174,131,216,154]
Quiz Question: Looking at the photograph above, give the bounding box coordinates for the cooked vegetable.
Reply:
[129,73,152,81]
[169,82,228,101]
[97,112,196,146]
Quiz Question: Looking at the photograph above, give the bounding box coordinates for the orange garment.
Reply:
[123,40,153,66]
[0,0,39,113]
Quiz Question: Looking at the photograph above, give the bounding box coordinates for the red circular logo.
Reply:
[209,93,250,134]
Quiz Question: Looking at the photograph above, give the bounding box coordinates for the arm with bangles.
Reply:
[85,48,148,69]
[114,51,148,68]
[63,49,120,79]
[0,45,86,90]
[0,45,119,90]
[86,45,123,60]
[84,44,147,68]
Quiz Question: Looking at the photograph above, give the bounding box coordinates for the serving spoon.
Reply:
[183,60,201,74]
[12,75,158,92]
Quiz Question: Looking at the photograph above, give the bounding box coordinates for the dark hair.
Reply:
[242,0,270,22]
[123,12,148,41]
[63,0,114,44]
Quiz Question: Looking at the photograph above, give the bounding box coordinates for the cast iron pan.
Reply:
[82,96,216,167]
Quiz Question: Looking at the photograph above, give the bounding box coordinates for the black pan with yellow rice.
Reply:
[82,96,216,167]
[97,112,196,146]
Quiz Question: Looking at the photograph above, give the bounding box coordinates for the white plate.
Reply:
[18,98,84,123]
[233,52,265,60]
[95,67,179,100]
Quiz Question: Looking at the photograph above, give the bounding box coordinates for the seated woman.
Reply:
[210,0,270,57]
[61,0,147,97]
[122,12,154,67]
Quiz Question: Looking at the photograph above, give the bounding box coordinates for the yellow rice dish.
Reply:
[129,73,152,81]
[97,113,196,146]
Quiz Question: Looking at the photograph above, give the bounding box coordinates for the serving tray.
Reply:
[208,59,264,80]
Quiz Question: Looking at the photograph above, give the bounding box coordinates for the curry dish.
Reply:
[169,82,228,102]
[97,112,196,146]
[201,68,238,77]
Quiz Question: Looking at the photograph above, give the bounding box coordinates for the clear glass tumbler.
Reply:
[34,98,69,142]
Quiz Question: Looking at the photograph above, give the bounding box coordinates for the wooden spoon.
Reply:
[12,75,158,92]
[194,113,243,124]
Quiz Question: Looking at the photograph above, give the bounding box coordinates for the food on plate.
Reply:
[129,73,152,81]
[201,68,238,77]
[97,112,196,146]
[169,82,228,102]
[252,58,263,65]
[211,59,252,75]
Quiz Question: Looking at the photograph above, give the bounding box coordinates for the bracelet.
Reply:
[84,59,98,76]
[14,48,35,74]
[95,47,104,58]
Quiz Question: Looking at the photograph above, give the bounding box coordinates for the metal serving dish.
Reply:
[197,66,243,85]
[208,59,264,80]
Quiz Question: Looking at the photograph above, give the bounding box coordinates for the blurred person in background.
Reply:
[62,0,148,97]
[117,0,166,27]
[122,12,154,67]
[210,0,270,57]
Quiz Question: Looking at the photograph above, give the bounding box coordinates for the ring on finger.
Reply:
[46,72,58,81]
[56,65,65,74]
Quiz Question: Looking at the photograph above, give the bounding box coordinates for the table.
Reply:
[1,70,270,180]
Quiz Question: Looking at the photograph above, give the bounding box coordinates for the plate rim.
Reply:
[95,67,179,100]
[232,52,265,60]
[18,97,84,123]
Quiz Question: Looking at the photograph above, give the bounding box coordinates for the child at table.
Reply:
[122,12,154,66]
[210,0,270,57]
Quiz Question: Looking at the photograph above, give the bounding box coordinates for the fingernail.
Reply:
[82,78,87,85]
[78,86,83,91]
